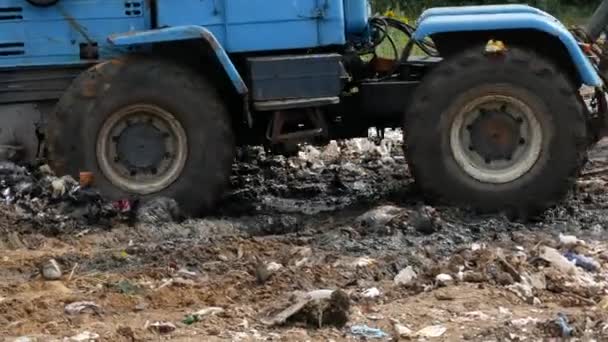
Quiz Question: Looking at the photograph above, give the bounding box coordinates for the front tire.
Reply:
[47,57,235,216]
[405,45,588,215]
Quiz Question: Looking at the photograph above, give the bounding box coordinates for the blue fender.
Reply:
[108,25,248,95]
[414,6,602,87]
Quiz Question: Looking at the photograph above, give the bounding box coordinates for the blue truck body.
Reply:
[0,1,600,86]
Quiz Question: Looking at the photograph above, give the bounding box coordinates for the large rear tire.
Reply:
[404,45,588,216]
[46,57,235,216]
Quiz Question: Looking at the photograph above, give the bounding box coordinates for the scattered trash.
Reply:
[261,289,350,328]
[544,313,575,338]
[64,301,102,315]
[147,321,176,334]
[69,331,100,341]
[350,325,389,339]
[394,266,417,286]
[416,324,447,338]
[183,307,224,325]
[564,251,600,272]
[40,258,62,280]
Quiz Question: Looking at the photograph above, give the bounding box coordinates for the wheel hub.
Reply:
[468,109,522,163]
[450,95,543,184]
[97,104,188,195]
[116,121,167,172]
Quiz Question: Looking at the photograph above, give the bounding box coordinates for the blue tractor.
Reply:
[2,0,608,216]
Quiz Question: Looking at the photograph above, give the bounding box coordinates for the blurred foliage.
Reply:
[371,0,601,24]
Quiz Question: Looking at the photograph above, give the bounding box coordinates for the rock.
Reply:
[416,325,447,338]
[411,206,440,234]
[69,331,100,341]
[463,271,485,283]
[394,323,413,338]
[356,205,402,229]
[394,266,417,286]
[64,301,101,315]
[496,272,515,286]
[41,259,62,280]
[136,197,183,224]
[436,274,453,286]
[255,261,281,284]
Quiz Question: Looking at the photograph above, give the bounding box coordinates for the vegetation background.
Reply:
[370,0,601,23]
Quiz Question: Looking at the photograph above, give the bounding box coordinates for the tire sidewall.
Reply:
[49,58,234,214]
[406,50,585,211]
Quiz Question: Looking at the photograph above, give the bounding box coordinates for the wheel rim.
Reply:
[450,95,543,184]
[97,104,188,194]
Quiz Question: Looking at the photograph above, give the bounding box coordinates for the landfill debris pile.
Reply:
[3,135,608,340]
[0,161,121,234]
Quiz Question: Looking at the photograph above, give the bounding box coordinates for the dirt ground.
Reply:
[3,131,608,341]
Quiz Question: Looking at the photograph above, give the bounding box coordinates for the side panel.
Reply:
[0,0,149,68]
[414,11,603,87]
[156,0,346,53]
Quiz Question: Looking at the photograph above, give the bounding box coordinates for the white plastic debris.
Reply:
[266,262,283,272]
[416,325,447,338]
[394,266,417,286]
[147,321,176,334]
[352,257,376,268]
[539,246,577,274]
[69,331,100,341]
[559,233,586,247]
[436,274,454,286]
[361,287,380,298]
[64,301,101,315]
[191,307,224,317]
[511,317,539,327]
[394,323,413,338]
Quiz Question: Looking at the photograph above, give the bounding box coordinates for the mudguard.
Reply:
[108,25,248,95]
[414,5,602,87]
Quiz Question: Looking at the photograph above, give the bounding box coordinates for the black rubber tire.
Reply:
[46,56,235,216]
[404,45,588,216]
[27,0,59,6]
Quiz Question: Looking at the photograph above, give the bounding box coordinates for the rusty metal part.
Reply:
[266,108,329,145]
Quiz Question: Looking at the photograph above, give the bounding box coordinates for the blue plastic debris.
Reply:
[350,325,389,339]
[555,313,574,337]
[563,251,599,272]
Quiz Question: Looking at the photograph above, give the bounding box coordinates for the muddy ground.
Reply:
[3,130,608,341]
